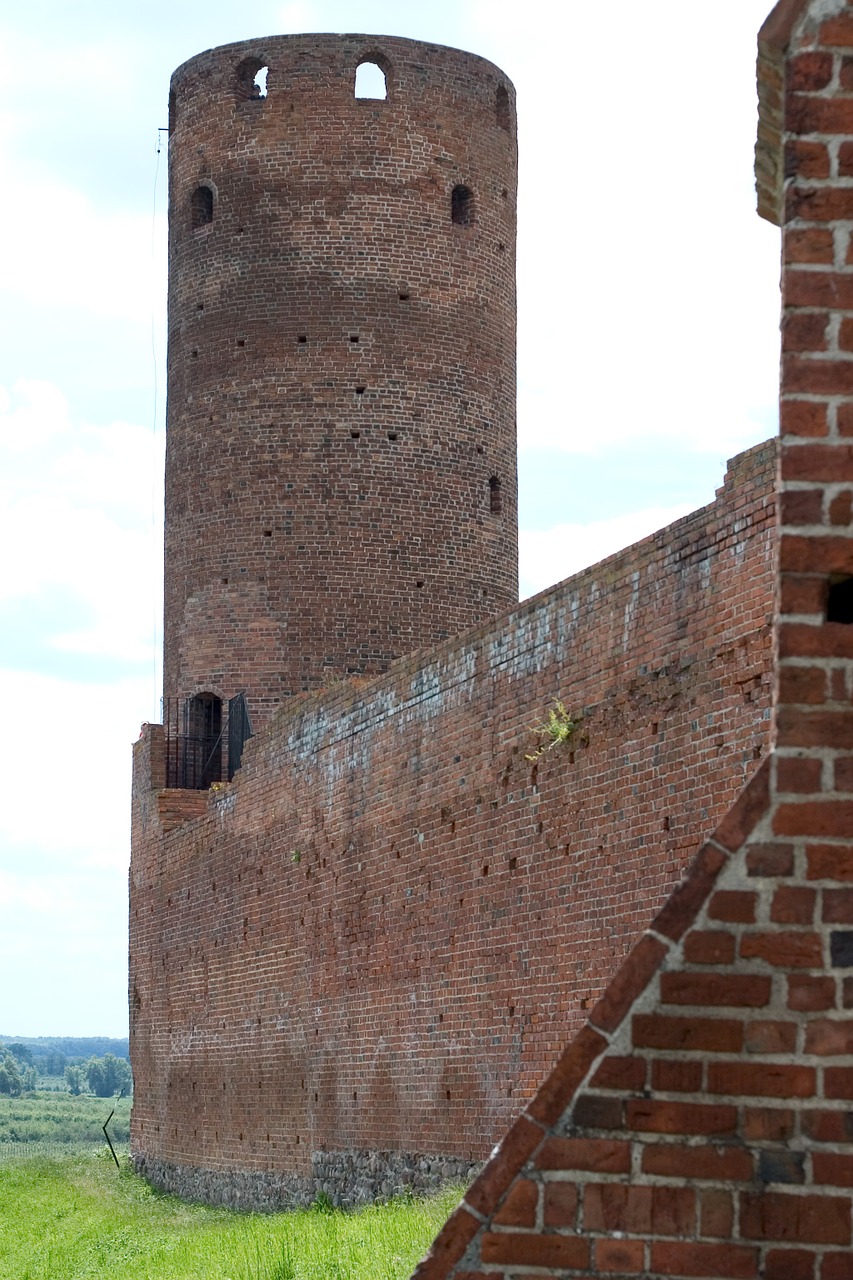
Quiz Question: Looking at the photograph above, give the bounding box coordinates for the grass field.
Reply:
[0,1091,131,1148]
[0,1146,457,1280]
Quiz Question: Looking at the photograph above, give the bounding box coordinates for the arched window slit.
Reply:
[191,186,214,230]
[355,60,388,100]
[496,84,511,131]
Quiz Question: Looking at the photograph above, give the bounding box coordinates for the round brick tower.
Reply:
[164,34,518,730]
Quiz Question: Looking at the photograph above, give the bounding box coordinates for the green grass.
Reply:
[0,1091,131,1147]
[0,1148,460,1280]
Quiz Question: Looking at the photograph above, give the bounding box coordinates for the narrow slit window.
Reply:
[489,476,502,514]
[495,84,511,131]
[168,89,177,136]
[191,186,214,230]
[355,61,387,100]
[452,184,474,227]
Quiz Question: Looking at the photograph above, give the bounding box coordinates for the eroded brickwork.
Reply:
[411,3,853,1274]
[164,35,518,726]
[130,442,776,1207]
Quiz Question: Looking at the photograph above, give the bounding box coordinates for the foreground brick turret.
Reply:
[412,2,853,1275]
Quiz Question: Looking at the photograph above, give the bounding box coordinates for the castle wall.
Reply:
[130,439,776,1208]
[164,35,518,725]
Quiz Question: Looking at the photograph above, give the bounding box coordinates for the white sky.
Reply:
[0,0,780,1037]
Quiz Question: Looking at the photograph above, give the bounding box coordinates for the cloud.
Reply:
[0,380,163,665]
[0,176,166,322]
[519,504,695,600]
[0,668,153,866]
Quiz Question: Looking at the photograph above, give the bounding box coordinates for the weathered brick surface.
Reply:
[131,439,775,1201]
[163,35,518,725]
[410,3,853,1275]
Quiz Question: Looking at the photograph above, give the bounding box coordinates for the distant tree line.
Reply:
[0,1034,129,1063]
[0,1042,132,1097]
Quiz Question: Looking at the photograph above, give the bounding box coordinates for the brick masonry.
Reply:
[130,438,776,1207]
[164,35,518,728]
[410,2,853,1275]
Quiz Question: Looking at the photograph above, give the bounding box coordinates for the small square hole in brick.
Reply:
[831,932,853,967]
[398,292,410,301]
[827,576,853,624]
[349,335,359,343]
[297,335,307,344]
[263,530,272,537]
[350,431,360,439]
[355,386,366,395]
[388,432,398,441]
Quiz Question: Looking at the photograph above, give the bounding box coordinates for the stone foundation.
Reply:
[133,1148,481,1211]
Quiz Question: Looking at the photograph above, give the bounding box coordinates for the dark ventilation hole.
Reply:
[451,184,474,227]
[237,338,245,347]
[190,349,199,360]
[297,335,307,344]
[496,84,511,131]
[388,432,398,441]
[350,334,359,343]
[168,89,177,136]
[197,302,204,311]
[398,291,410,301]
[191,186,214,230]
[236,57,268,100]
[354,60,388,100]
[263,530,272,537]
[489,476,502,514]
[416,580,424,589]
[350,431,360,439]
[827,576,853,623]
[355,385,366,396]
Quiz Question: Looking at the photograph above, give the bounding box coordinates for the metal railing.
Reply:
[162,693,253,790]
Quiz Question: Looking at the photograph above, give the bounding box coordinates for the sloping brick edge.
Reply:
[410,762,772,1279]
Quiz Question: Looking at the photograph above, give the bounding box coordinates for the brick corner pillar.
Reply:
[770,0,853,836]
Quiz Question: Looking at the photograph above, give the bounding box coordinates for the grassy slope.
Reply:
[0,1150,460,1280]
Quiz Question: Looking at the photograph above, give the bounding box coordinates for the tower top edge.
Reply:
[171,33,514,92]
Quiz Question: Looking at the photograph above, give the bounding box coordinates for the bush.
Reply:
[85,1054,132,1098]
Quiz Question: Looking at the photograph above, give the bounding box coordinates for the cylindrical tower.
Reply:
[164,34,517,728]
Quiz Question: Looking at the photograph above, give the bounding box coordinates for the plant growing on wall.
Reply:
[525,701,581,761]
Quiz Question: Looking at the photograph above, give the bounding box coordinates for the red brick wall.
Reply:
[130,440,776,1204]
[411,4,853,1274]
[164,35,518,727]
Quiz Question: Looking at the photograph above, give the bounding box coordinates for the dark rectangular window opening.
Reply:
[827,576,853,624]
